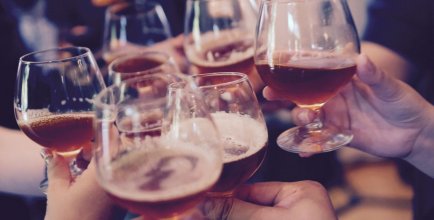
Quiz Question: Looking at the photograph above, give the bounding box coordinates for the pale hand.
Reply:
[264,54,434,169]
[229,181,336,220]
[45,155,115,220]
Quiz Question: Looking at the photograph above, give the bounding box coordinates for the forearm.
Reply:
[405,106,434,178]
[0,127,45,196]
[361,42,415,82]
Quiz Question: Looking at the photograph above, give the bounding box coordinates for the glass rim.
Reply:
[109,51,172,75]
[94,72,179,110]
[107,1,162,19]
[19,46,92,65]
[190,72,249,89]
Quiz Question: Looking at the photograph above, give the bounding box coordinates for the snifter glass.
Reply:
[184,0,258,75]
[191,72,268,219]
[254,0,360,153]
[102,1,172,63]
[107,51,178,86]
[93,73,222,219]
[14,47,106,189]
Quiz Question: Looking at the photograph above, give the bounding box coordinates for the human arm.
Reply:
[0,127,45,196]
[229,181,336,220]
[44,155,115,220]
[201,181,335,220]
[264,54,434,177]
[361,42,415,81]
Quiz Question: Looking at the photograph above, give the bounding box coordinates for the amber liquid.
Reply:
[111,57,164,81]
[256,58,356,107]
[210,112,268,195]
[212,145,267,195]
[190,40,255,75]
[116,114,162,139]
[102,148,219,218]
[109,188,207,218]
[19,113,94,153]
[113,57,162,73]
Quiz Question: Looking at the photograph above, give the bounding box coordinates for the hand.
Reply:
[229,181,336,220]
[264,54,434,175]
[45,155,115,220]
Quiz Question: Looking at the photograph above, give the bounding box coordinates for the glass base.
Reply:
[276,126,353,154]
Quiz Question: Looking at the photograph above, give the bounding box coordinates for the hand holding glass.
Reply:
[93,73,222,219]
[255,0,360,153]
[14,47,105,189]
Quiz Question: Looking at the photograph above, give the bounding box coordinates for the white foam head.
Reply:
[211,112,268,163]
[101,145,220,202]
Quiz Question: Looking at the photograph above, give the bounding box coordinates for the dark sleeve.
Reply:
[363,0,433,68]
[0,3,28,129]
[45,0,106,51]
[158,0,186,36]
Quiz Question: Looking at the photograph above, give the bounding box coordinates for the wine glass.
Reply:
[255,0,360,153]
[93,73,222,219]
[191,72,268,218]
[14,47,106,189]
[102,1,172,63]
[184,0,258,75]
[107,51,178,85]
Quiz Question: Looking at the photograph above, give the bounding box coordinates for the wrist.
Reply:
[404,105,434,178]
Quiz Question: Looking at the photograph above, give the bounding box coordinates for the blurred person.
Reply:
[264,54,434,219]
[0,0,53,218]
[0,1,111,219]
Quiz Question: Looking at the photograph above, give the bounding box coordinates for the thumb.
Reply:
[47,154,72,193]
[356,54,405,102]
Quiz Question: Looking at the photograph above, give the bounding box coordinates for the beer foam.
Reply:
[289,57,356,69]
[185,30,254,68]
[101,146,220,202]
[211,112,268,163]
[256,51,356,69]
[19,111,93,126]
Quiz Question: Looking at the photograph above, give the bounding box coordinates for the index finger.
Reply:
[236,182,296,206]
[47,155,71,193]
[263,87,290,101]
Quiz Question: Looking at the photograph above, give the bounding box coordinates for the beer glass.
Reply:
[192,72,268,218]
[102,1,172,63]
[108,51,178,85]
[255,0,359,153]
[94,73,222,219]
[184,0,258,75]
[14,47,106,189]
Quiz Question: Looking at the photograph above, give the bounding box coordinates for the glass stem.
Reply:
[305,108,323,132]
